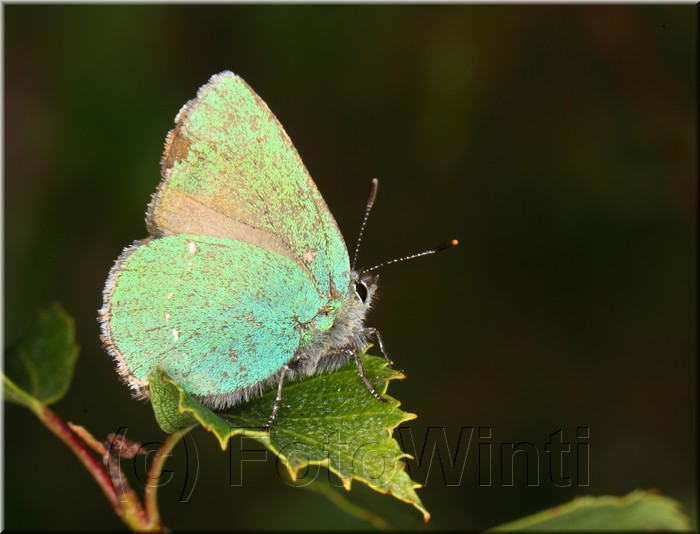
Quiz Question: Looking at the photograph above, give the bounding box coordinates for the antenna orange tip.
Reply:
[451,239,459,246]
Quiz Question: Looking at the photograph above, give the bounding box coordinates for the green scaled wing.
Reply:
[101,234,324,403]
[147,71,350,298]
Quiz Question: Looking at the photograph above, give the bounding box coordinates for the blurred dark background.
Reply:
[3,5,696,530]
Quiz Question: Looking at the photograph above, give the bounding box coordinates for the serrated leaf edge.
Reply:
[154,356,429,521]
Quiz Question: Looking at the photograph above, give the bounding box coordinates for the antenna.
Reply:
[352,178,379,270]
[362,239,459,274]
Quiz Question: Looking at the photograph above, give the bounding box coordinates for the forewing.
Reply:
[147,72,350,297]
[100,235,323,402]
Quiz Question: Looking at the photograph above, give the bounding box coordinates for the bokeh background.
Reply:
[3,4,696,530]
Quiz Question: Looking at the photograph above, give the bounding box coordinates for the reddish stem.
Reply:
[35,404,150,529]
[37,405,120,507]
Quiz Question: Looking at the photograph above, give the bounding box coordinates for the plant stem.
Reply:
[35,404,120,508]
[34,403,150,530]
[304,480,394,531]
[143,426,194,530]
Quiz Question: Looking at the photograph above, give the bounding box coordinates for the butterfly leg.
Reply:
[364,327,393,367]
[264,364,291,430]
[353,351,390,404]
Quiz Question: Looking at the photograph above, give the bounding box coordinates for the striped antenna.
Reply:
[352,178,379,270]
[361,240,459,274]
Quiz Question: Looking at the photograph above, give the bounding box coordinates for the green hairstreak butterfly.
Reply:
[100,72,456,427]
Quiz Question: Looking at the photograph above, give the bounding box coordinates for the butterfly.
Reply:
[99,72,456,427]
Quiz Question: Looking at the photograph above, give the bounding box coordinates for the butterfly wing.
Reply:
[100,234,324,405]
[147,71,350,299]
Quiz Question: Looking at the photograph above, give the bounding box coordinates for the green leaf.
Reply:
[490,490,691,531]
[148,367,200,432]
[148,354,429,522]
[4,303,79,408]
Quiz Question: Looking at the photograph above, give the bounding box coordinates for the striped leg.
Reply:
[353,351,390,404]
[364,327,393,367]
[264,364,290,430]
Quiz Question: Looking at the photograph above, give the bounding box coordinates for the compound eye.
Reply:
[354,280,369,303]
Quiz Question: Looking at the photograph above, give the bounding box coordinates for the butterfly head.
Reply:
[352,271,378,310]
